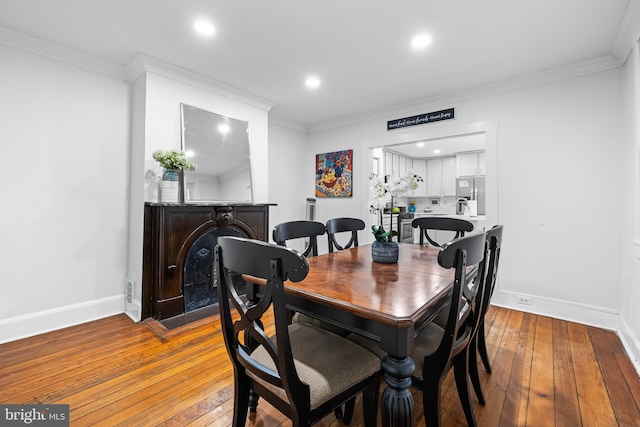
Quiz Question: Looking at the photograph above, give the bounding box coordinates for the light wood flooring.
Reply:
[1,306,639,426]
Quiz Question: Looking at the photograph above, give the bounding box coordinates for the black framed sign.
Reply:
[387,108,454,131]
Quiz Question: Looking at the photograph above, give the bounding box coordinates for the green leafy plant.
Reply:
[371,225,398,243]
[152,149,197,171]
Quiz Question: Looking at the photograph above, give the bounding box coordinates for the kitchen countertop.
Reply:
[412,212,486,221]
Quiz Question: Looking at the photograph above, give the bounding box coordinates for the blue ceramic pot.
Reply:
[371,241,399,263]
[163,169,180,181]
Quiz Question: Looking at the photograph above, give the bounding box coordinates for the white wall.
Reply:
[267,122,311,252]
[0,44,131,343]
[305,68,625,331]
[619,41,640,371]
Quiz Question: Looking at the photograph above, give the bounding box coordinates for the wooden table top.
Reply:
[284,243,457,328]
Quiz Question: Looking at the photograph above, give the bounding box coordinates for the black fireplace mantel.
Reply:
[142,202,273,320]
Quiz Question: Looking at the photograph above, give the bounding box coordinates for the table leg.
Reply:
[381,353,415,427]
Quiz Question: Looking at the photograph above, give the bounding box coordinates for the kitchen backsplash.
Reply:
[396,196,457,214]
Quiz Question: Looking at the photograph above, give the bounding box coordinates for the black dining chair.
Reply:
[412,232,488,427]
[326,218,365,252]
[273,220,350,337]
[430,225,504,407]
[412,217,474,247]
[476,225,504,373]
[215,236,380,427]
[272,220,326,257]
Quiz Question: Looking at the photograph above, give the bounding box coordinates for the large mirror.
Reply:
[180,104,253,203]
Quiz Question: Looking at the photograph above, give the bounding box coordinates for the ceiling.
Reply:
[0,0,631,128]
[384,133,486,158]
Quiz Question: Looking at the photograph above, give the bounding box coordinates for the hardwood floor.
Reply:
[1,306,639,426]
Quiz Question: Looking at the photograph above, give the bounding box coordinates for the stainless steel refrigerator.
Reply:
[456,176,485,215]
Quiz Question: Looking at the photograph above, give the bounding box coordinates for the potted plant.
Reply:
[152,149,197,173]
[368,170,423,263]
[152,149,197,203]
[371,224,399,263]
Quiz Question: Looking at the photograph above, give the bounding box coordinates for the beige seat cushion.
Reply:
[249,323,381,410]
[345,332,385,359]
[292,312,350,337]
[346,323,445,382]
[411,323,445,381]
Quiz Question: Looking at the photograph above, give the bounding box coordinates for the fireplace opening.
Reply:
[183,227,247,313]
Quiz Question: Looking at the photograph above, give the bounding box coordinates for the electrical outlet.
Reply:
[517,295,531,305]
[125,278,134,304]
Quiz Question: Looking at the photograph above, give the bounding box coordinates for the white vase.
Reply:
[161,169,180,204]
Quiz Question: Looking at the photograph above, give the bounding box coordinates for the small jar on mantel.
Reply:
[161,169,180,204]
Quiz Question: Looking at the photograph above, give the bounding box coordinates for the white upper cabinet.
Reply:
[384,151,393,175]
[456,151,485,176]
[383,150,414,177]
[442,157,456,196]
[427,157,456,197]
[412,159,427,197]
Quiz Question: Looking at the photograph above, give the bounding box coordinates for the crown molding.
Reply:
[0,25,276,112]
[268,113,308,133]
[308,54,623,134]
[613,0,640,63]
[127,53,275,112]
[0,25,129,80]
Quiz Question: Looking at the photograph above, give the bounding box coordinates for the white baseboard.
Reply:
[0,295,125,344]
[125,298,142,323]
[495,289,620,330]
[618,316,640,376]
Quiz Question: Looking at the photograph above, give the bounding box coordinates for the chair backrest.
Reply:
[326,217,365,253]
[272,220,326,257]
[215,236,311,409]
[412,217,474,247]
[481,224,503,313]
[435,232,488,366]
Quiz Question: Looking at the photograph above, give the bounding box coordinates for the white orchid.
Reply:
[367,170,423,214]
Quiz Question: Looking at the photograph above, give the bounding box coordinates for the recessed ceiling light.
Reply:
[218,124,230,134]
[411,34,432,50]
[417,142,425,147]
[305,76,321,89]
[194,20,215,37]
[433,149,441,154]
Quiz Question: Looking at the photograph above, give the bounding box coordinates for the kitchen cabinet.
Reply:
[456,151,485,176]
[427,157,456,197]
[412,159,427,197]
[383,150,413,177]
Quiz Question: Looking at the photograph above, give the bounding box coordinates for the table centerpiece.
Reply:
[368,170,423,263]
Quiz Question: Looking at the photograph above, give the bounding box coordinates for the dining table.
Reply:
[257,242,462,427]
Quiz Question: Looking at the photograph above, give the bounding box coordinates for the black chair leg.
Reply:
[334,407,343,420]
[422,380,443,427]
[362,376,379,427]
[469,336,486,405]
[233,373,251,426]
[454,354,478,427]
[478,321,492,373]
[341,398,355,424]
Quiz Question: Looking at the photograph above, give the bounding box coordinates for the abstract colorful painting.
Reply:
[315,149,353,197]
